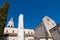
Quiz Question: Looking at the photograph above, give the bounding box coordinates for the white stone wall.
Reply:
[4,27,34,34]
[42,16,56,37]
[7,36,17,40]
[42,16,56,30]
[40,39,53,40]
[24,29,34,40]
[24,29,34,34]
[25,37,34,40]
[4,27,18,34]
[4,27,34,40]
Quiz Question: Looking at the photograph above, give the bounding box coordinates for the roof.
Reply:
[49,24,60,32]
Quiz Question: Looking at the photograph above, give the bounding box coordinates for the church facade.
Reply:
[2,14,60,40]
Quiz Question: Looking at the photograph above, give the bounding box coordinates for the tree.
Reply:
[0,2,9,40]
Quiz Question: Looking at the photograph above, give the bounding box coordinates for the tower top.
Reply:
[42,16,56,37]
[10,17,13,21]
[7,17,14,27]
[19,14,23,17]
[18,14,24,29]
[43,16,49,18]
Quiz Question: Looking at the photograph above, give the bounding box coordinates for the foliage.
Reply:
[0,2,9,40]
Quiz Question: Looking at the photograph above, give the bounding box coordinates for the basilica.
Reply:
[3,14,60,40]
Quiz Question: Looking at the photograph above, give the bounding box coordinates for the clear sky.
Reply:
[0,0,60,29]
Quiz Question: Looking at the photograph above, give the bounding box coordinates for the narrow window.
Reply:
[31,32,33,34]
[57,28,60,34]
[54,29,56,31]
[28,32,29,34]
[47,18,50,21]
[20,27,22,29]
[11,25,13,27]
[8,25,10,27]
[12,30,14,33]
[6,30,8,33]
[41,25,42,27]
[24,31,25,34]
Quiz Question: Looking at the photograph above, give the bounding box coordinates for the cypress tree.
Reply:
[0,2,9,40]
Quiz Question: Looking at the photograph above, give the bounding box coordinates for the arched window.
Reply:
[47,18,50,21]
[24,31,25,34]
[31,32,33,34]
[28,32,30,34]
[6,30,8,33]
[8,25,10,27]
[11,25,13,27]
[40,25,42,27]
[20,27,22,29]
[53,29,56,31]
[12,30,14,33]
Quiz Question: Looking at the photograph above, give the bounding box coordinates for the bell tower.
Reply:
[42,16,56,37]
[18,14,24,40]
[7,17,14,27]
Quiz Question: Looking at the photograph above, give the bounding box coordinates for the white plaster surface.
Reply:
[18,14,24,40]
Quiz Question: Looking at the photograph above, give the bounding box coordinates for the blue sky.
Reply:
[0,0,60,29]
